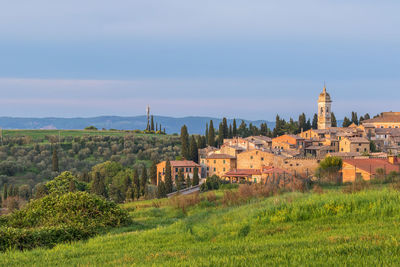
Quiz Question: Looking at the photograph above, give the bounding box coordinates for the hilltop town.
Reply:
[156,86,400,186]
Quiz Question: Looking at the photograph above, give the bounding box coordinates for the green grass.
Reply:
[2,189,400,266]
[1,129,163,140]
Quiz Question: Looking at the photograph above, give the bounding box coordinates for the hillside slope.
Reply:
[2,189,400,266]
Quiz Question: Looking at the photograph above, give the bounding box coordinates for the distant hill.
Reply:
[0,116,275,134]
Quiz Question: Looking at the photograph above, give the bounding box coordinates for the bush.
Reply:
[169,193,201,213]
[0,225,97,252]
[200,175,221,192]
[6,192,131,228]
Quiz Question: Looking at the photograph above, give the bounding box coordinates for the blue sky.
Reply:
[0,0,399,120]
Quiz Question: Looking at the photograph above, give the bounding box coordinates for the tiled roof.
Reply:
[170,160,201,167]
[363,112,400,123]
[206,153,236,159]
[345,137,370,143]
[223,169,261,177]
[343,158,400,174]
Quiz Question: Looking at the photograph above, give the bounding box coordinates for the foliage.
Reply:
[200,175,221,192]
[316,156,343,184]
[46,171,86,195]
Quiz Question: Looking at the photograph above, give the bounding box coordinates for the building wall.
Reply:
[205,158,236,177]
[341,162,371,182]
[279,158,320,176]
[339,139,369,153]
[156,161,201,184]
[372,122,400,129]
[237,150,282,169]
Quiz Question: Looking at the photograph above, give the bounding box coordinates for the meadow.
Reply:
[2,186,400,266]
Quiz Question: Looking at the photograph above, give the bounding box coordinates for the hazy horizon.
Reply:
[0,1,399,120]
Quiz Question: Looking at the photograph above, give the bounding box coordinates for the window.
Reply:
[175,175,178,179]
[359,143,361,146]
[223,160,226,164]
[223,168,225,172]
[181,168,184,172]
[261,157,264,161]
[250,156,253,159]
[214,160,216,164]
[207,167,209,171]
[250,165,253,168]
[213,168,216,172]
[356,148,359,152]
[364,148,367,152]
[175,168,178,172]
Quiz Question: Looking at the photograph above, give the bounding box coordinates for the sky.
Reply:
[0,0,399,120]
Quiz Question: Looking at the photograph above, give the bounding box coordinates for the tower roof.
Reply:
[318,86,332,102]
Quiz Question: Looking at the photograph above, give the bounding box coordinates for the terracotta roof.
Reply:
[206,153,236,159]
[223,169,261,177]
[344,137,370,143]
[305,145,332,150]
[261,166,290,175]
[343,158,400,174]
[363,112,400,123]
[170,160,200,167]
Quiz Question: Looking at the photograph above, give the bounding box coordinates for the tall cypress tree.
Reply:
[298,113,307,132]
[192,167,199,186]
[208,120,215,147]
[222,117,228,138]
[180,125,190,159]
[140,165,148,196]
[351,112,359,125]
[205,123,209,145]
[133,169,140,200]
[176,169,184,191]
[91,172,107,198]
[331,112,337,127]
[164,159,173,193]
[218,122,224,147]
[52,146,59,172]
[3,184,8,200]
[151,115,155,131]
[150,161,158,185]
[312,114,318,129]
[232,119,237,137]
[189,135,199,163]
[228,124,233,138]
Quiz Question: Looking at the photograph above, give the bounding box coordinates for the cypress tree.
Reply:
[298,113,307,132]
[228,124,233,138]
[52,146,59,172]
[176,169,184,191]
[222,117,228,138]
[8,184,14,197]
[205,123,209,145]
[157,178,167,199]
[364,113,370,120]
[331,112,337,127]
[343,117,352,127]
[140,165,148,196]
[238,120,247,137]
[351,112,359,125]
[151,115,155,131]
[192,167,199,186]
[122,174,132,197]
[306,119,312,131]
[189,136,199,163]
[3,184,8,200]
[312,114,318,129]
[91,172,107,198]
[133,169,140,199]
[232,119,237,137]
[260,123,268,136]
[208,120,215,147]
[180,125,190,159]
[164,159,173,193]
[186,174,191,188]
[218,122,224,147]
[150,161,158,185]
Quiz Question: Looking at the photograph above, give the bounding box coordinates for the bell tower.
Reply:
[317,85,332,129]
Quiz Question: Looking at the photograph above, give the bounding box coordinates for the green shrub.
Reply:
[6,192,131,228]
[0,225,97,252]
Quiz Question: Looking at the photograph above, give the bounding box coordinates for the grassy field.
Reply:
[2,188,400,266]
[1,129,163,140]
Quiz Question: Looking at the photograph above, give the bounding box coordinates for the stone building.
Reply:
[156,160,201,183]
